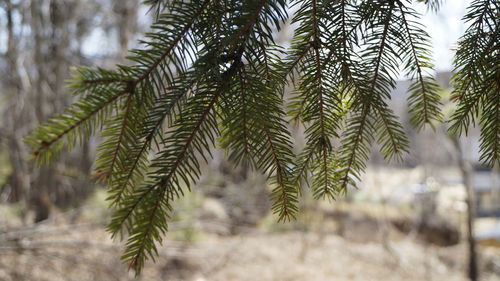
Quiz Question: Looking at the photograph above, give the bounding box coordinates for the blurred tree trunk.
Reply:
[0,0,143,222]
[3,0,32,205]
[27,0,83,222]
[451,137,478,281]
[114,0,139,57]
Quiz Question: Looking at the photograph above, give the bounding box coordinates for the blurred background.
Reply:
[0,0,499,280]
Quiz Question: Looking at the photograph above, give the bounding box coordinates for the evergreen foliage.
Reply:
[26,0,499,273]
[449,0,499,166]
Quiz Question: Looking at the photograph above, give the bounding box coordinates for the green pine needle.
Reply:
[26,0,499,273]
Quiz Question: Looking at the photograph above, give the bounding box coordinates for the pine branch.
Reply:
[27,0,211,163]
[397,0,442,128]
[287,0,343,199]
[342,2,391,184]
[101,93,135,181]
[111,79,227,272]
[109,1,288,271]
[247,38,298,220]
[26,86,131,163]
[373,104,409,161]
[337,105,374,190]
[263,126,299,221]
[26,0,500,274]
[450,0,499,166]
[107,75,198,207]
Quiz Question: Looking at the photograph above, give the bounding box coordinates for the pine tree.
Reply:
[26,0,499,273]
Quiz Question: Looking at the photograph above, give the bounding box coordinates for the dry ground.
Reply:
[1,167,499,281]
[1,222,499,281]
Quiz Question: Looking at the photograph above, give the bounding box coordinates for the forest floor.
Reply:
[1,166,500,281]
[1,209,500,281]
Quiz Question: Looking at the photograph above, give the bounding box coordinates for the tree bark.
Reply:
[452,137,478,281]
